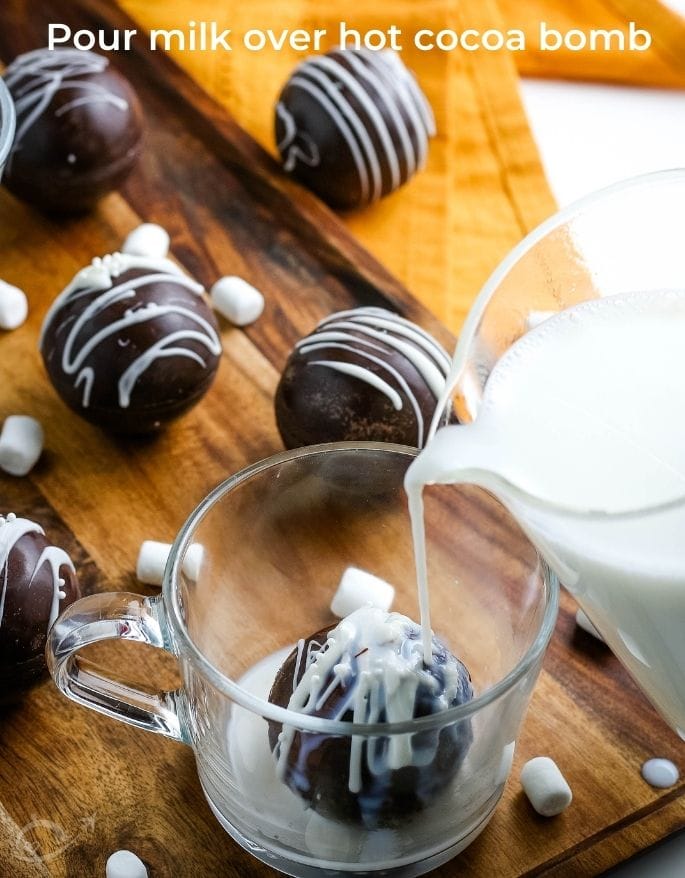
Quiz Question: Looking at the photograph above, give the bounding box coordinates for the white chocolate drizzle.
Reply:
[277,49,435,203]
[296,307,451,447]
[39,252,222,410]
[4,49,128,163]
[275,607,463,793]
[0,513,74,631]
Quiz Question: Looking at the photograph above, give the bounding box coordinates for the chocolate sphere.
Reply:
[0,513,80,697]
[2,48,143,213]
[268,608,473,827]
[40,252,222,434]
[275,49,435,210]
[275,307,453,449]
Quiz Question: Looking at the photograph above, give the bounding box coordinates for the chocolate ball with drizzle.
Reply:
[275,48,435,210]
[0,513,80,697]
[268,607,473,827]
[2,48,143,213]
[40,252,222,435]
[275,307,454,450]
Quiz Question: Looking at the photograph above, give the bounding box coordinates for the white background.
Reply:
[519,0,684,872]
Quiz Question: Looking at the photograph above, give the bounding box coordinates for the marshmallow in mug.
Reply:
[136,540,204,585]
[330,566,395,618]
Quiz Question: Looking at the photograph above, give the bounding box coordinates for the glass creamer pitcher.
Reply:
[418,169,685,736]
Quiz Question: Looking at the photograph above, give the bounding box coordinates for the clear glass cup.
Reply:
[48,443,558,877]
[0,77,16,180]
[438,169,685,734]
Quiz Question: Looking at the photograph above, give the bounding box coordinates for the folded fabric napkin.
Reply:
[119,0,682,332]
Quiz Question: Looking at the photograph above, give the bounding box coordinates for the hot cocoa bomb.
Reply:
[275,48,435,210]
[0,513,80,698]
[2,48,143,213]
[268,608,473,827]
[275,307,454,449]
[40,252,222,434]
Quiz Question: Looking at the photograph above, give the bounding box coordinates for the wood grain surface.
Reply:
[0,1,683,876]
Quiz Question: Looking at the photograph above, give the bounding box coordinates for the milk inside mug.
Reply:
[408,170,685,736]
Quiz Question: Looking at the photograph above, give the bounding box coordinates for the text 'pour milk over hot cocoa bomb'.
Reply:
[268,608,473,827]
[0,513,80,698]
[275,307,454,449]
[40,252,222,434]
[275,48,435,210]
[2,48,143,213]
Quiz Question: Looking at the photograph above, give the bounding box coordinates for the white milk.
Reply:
[407,289,685,733]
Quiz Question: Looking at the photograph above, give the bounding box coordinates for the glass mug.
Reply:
[0,77,16,181]
[49,444,558,877]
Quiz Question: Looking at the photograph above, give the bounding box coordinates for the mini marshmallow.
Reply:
[520,756,572,817]
[0,415,44,476]
[122,223,170,260]
[211,276,265,327]
[106,850,148,878]
[331,567,395,618]
[136,540,204,585]
[526,310,557,332]
[183,542,205,582]
[136,540,170,585]
[0,280,28,330]
[575,608,605,642]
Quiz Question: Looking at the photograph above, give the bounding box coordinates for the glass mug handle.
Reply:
[46,592,188,743]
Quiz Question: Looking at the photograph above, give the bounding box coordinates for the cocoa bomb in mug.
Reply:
[275,307,454,449]
[40,252,222,434]
[268,608,474,827]
[2,48,143,213]
[275,48,435,210]
[0,513,80,697]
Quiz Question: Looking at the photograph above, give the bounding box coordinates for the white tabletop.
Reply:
[519,7,685,868]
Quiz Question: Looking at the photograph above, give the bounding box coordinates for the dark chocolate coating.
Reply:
[268,623,473,827]
[2,48,143,214]
[275,48,434,210]
[275,307,453,450]
[0,519,80,698]
[40,262,222,435]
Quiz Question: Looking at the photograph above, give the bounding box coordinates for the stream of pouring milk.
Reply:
[407,289,685,732]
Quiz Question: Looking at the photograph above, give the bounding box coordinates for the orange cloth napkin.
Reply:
[500,0,685,88]
[118,0,683,333]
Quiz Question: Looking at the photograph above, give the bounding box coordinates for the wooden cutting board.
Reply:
[0,1,683,875]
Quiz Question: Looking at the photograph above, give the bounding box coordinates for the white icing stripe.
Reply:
[41,252,221,410]
[308,56,401,191]
[370,50,436,138]
[364,52,431,169]
[0,514,72,632]
[320,319,446,399]
[310,359,403,410]
[318,307,452,373]
[275,608,458,793]
[300,340,424,446]
[287,75,371,203]
[294,65,382,199]
[339,51,419,176]
[4,49,127,161]
[276,103,320,171]
[39,252,200,349]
